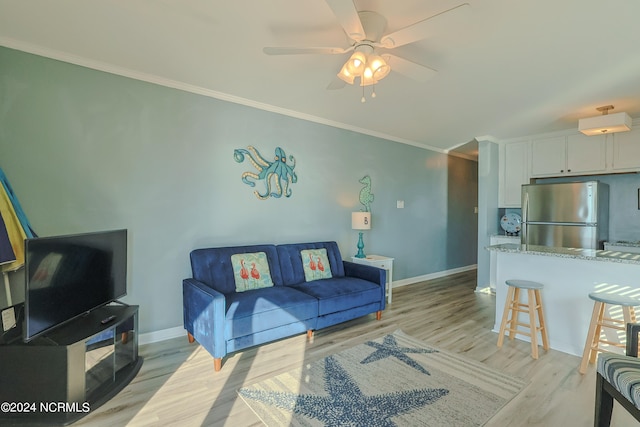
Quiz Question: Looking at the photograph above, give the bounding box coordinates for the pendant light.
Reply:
[578,105,632,136]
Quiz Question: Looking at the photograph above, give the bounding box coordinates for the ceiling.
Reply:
[1,0,640,155]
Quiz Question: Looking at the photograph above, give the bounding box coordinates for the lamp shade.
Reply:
[578,112,632,136]
[336,45,391,93]
[351,212,371,230]
[368,54,390,81]
[337,64,355,84]
[346,51,367,75]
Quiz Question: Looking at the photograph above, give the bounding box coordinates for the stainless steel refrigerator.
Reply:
[521,181,609,249]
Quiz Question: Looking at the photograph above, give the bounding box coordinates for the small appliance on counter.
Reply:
[521,181,609,249]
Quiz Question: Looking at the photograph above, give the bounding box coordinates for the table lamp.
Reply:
[352,212,371,258]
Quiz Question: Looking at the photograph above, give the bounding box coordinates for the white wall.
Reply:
[476,140,499,289]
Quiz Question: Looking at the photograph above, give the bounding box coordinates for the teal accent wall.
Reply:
[448,155,478,266]
[0,46,478,333]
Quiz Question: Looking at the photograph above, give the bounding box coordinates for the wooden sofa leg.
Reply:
[214,358,222,372]
[376,311,382,320]
[187,332,195,344]
[307,330,314,340]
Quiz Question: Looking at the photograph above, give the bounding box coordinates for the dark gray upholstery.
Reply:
[595,323,640,426]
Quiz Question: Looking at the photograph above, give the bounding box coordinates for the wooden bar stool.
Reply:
[497,279,549,359]
[579,292,639,374]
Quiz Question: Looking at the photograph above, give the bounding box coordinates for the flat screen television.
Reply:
[23,229,127,342]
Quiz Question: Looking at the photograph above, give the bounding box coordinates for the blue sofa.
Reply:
[183,241,386,371]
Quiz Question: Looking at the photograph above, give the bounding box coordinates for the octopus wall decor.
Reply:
[233,146,297,200]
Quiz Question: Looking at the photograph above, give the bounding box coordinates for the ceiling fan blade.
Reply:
[385,54,437,82]
[324,0,366,41]
[326,77,347,90]
[263,46,350,55]
[380,3,471,48]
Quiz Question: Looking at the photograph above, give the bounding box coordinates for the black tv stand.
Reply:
[0,304,142,426]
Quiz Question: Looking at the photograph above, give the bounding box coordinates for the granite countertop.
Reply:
[486,243,640,265]
[606,241,640,248]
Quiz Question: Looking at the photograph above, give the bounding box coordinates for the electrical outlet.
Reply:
[397,200,404,209]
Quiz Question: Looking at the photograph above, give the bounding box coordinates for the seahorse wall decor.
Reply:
[359,175,374,212]
[233,146,297,200]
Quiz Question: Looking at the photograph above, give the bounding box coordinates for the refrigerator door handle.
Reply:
[522,191,529,246]
[526,221,597,227]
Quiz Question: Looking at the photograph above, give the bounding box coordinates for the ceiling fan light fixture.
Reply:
[373,64,390,81]
[368,55,390,81]
[264,3,465,101]
[359,73,378,87]
[337,64,355,84]
[367,54,385,71]
[346,50,367,75]
[363,66,374,80]
[340,48,390,88]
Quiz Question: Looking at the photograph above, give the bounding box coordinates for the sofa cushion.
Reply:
[291,277,381,316]
[277,242,345,286]
[190,245,282,294]
[225,286,318,339]
[598,353,640,409]
[230,252,274,292]
[301,248,332,282]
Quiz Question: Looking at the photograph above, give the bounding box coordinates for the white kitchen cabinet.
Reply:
[611,128,640,171]
[530,134,607,177]
[566,133,607,174]
[530,136,566,176]
[499,141,529,207]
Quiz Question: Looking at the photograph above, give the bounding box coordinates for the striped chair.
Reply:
[595,323,640,426]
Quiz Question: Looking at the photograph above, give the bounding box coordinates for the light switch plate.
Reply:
[397,200,404,209]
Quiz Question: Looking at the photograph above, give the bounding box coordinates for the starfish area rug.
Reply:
[238,330,527,426]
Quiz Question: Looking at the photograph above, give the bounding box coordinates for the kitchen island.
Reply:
[487,243,640,358]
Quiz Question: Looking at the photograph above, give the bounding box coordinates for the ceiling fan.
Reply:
[263,1,471,98]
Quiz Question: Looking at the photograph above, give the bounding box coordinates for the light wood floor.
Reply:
[76,270,638,426]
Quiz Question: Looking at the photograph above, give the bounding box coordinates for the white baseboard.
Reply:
[393,264,477,289]
[139,326,185,345]
[141,264,478,345]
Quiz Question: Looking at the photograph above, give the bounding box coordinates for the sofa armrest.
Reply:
[626,323,640,357]
[343,261,386,310]
[343,261,386,285]
[183,278,227,359]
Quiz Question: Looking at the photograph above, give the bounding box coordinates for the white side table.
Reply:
[351,255,394,304]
